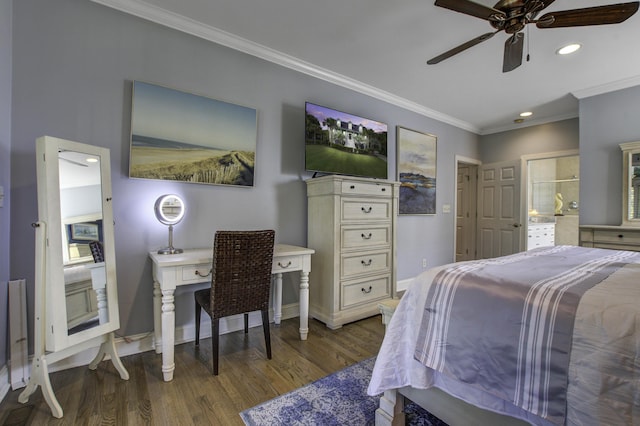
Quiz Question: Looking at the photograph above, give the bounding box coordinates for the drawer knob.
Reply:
[350,185,355,189]
[361,206,373,213]
[195,269,212,278]
[361,286,373,294]
[361,259,372,266]
[361,233,372,240]
[278,261,292,268]
[618,234,624,238]
[381,188,386,192]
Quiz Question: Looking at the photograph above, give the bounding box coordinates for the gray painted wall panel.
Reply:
[0,0,12,368]
[579,85,640,226]
[10,0,478,347]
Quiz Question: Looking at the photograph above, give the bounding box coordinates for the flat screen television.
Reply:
[305,102,388,179]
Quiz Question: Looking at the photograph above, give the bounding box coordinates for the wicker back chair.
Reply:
[194,230,275,375]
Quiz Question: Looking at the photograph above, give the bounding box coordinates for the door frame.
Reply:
[521,149,579,249]
[453,155,482,261]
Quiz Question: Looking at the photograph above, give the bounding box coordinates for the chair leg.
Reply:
[261,310,272,360]
[195,300,201,346]
[244,313,249,333]
[212,318,220,375]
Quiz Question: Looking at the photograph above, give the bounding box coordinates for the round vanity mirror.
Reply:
[154,194,185,225]
[155,194,185,254]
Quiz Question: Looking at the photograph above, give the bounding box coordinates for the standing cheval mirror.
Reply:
[19,136,128,418]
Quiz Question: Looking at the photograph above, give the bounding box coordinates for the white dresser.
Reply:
[527,223,555,250]
[306,175,400,329]
[579,225,640,252]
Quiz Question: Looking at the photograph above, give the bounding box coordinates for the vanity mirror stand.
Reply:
[18,136,129,418]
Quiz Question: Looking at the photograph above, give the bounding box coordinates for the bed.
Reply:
[368,245,640,426]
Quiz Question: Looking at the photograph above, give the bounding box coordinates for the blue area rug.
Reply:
[240,357,447,426]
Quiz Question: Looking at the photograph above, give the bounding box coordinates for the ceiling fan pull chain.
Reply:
[526,25,530,62]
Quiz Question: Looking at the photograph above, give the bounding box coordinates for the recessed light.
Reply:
[557,43,581,55]
[520,111,533,117]
[86,157,98,163]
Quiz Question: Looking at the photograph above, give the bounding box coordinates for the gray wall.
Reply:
[479,118,579,163]
[579,85,640,225]
[1,0,12,369]
[9,0,478,347]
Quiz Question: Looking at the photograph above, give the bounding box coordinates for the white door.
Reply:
[477,160,522,259]
[456,164,477,261]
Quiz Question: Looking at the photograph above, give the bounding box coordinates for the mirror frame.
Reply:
[36,136,120,352]
[620,141,640,227]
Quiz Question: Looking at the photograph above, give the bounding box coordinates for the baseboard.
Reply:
[43,302,301,373]
[0,365,9,403]
[396,278,414,293]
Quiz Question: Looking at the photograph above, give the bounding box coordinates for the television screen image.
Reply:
[305,102,388,179]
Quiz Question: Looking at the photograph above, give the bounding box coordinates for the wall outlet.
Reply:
[422,258,427,268]
[442,204,451,213]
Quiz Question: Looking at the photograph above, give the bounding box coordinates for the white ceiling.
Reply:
[92,0,640,134]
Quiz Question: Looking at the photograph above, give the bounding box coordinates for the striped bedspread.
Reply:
[413,246,640,425]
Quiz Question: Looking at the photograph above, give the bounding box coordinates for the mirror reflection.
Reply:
[58,149,109,335]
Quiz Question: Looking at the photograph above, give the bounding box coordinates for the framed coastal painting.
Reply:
[396,126,437,215]
[129,81,257,187]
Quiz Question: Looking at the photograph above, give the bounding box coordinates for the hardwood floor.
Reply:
[0,316,385,425]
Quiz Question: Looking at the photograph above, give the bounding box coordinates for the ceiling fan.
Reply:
[427,0,639,72]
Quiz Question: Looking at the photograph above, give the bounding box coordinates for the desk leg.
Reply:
[299,270,310,340]
[274,273,283,325]
[153,280,162,354]
[161,289,176,382]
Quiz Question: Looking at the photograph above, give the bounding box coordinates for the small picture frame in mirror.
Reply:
[71,222,100,241]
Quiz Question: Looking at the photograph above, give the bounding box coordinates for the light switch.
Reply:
[442,203,451,213]
[0,185,4,208]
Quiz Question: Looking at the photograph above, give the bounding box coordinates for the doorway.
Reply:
[454,157,479,262]
[526,154,580,249]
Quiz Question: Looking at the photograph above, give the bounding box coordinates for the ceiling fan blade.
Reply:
[503,33,524,73]
[427,31,498,65]
[434,0,505,21]
[536,1,639,28]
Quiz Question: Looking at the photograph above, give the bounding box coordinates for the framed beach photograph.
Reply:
[396,126,437,215]
[129,81,258,187]
[70,222,100,241]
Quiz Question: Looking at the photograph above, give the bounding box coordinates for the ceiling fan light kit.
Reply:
[428,0,639,72]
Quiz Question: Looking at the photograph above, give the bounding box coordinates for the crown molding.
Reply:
[479,112,579,136]
[90,0,478,133]
[572,75,640,100]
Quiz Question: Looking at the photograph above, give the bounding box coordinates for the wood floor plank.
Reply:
[0,315,385,425]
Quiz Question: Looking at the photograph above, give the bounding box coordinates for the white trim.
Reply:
[89,0,477,133]
[0,365,9,403]
[396,278,414,293]
[572,75,640,100]
[479,112,579,136]
[453,156,482,261]
[520,150,580,250]
[35,303,300,373]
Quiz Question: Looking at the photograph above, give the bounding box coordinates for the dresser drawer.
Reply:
[341,250,390,278]
[272,255,302,273]
[342,198,391,221]
[342,225,391,249]
[181,263,212,282]
[341,181,392,196]
[341,275,390,309]
[592,229,640,245]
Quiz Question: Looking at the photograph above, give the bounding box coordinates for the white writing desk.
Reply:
[149,244,314,381]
